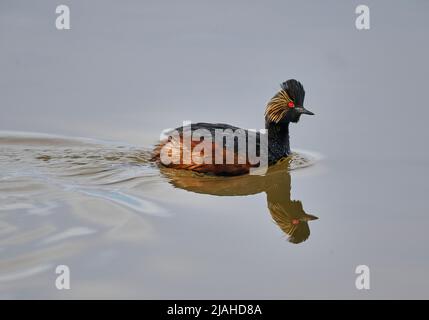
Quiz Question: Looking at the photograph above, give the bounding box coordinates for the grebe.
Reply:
[152,79,314,176]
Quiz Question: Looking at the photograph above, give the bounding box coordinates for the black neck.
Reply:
[265,120,291,164]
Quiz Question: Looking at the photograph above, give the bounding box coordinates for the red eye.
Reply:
[287,101,295,108]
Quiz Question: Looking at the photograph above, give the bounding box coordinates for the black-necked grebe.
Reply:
[152,79,314,176]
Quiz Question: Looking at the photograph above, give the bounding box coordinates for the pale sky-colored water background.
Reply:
[1,0,429,299]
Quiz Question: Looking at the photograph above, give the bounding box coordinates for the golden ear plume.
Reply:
[264,90,293,123]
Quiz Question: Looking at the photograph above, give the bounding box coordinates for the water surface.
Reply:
[1,0,429,299]
[0,131,323,298]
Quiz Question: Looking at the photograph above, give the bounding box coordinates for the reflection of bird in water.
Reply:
[152,79,314,176]
[160,159,318,244]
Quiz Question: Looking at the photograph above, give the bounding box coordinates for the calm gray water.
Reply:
[1,0,429,299]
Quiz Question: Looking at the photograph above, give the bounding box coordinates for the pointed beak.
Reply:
[296,107,314,116]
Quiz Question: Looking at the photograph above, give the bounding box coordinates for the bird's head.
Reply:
[265,79,314,124]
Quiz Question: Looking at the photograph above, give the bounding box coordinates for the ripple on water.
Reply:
[0,131,320,209]
[0,131,321,288]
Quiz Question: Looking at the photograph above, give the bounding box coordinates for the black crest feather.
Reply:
[281,79,305,106]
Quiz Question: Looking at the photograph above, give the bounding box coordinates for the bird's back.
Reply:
[152,122,263,176]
